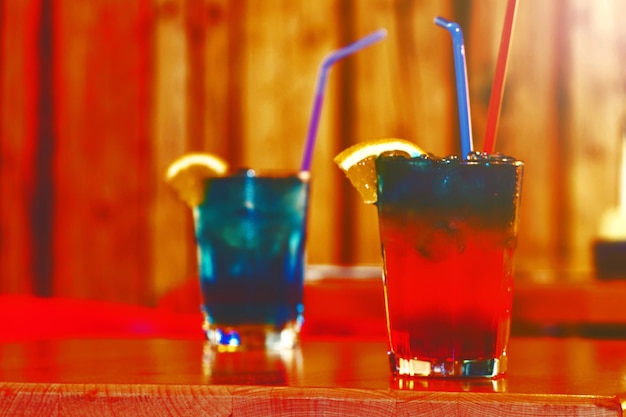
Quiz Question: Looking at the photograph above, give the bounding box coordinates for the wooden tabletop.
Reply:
[3,275,626,416]
[1,336,625,416]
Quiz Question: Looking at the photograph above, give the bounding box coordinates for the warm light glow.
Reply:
[618,128,626,214]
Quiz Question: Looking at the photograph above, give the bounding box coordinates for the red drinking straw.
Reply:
[483,0,519,154]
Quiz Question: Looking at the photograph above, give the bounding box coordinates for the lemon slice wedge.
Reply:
[165,152,229,206]
[334,138,424,204]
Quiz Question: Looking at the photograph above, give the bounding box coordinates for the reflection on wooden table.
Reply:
[1,337,626,416]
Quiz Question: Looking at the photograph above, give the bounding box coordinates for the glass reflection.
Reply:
[391,375,507,393]
[202,342,303,385]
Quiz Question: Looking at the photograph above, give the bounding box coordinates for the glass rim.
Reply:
[378,156,524,167]
[206,169,310,181]
[457,159,524,167]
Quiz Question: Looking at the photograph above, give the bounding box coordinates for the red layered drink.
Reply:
[376,153,523,378]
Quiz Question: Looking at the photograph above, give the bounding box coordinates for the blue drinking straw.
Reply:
[300,29,388,172]
[434,17,473,158]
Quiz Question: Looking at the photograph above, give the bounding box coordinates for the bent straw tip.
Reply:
[301,29,389,172]
[434,17,462,34]
[434,16,451,27]
[356,28,388,51]
[374,28,388,38]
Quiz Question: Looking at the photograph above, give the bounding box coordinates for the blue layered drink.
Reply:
[194,169,310,351]
[376,153,523,377]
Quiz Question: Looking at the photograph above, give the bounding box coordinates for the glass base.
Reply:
[204,321,300,352]
[388,351,507,378]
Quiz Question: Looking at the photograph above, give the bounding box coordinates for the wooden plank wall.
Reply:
[0,0,40,295]
[0,0,624,305]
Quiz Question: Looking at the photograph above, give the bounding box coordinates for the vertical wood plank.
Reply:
[0,0,39,294]
[151,0,195,304]
[565,0,626,274]
[198,0,241,160]
[52,0,153,304]
[240,1,337,171]
[303,2,347,266]
[465,0,508,152]
[33,0,54,296]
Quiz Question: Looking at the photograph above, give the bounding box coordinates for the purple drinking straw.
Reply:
[300,29,388,172]
[434,17,473,158]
